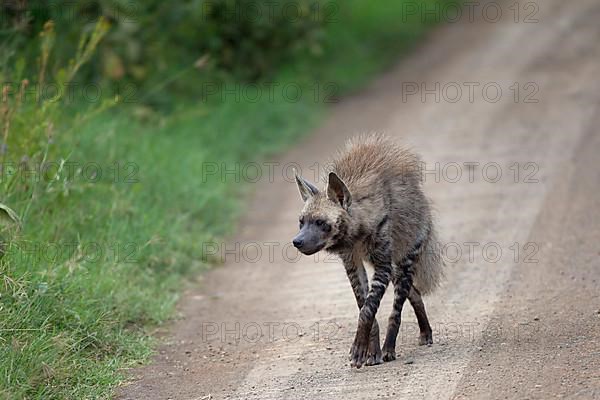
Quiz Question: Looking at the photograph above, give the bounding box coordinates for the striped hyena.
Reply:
[292,133,443,368]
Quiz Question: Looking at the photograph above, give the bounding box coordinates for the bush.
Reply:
[197,0,325,80]
[1,0,326,98]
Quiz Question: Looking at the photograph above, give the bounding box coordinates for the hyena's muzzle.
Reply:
[292,223,327,255]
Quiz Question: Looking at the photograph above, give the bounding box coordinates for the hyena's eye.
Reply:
[299,217,305,228]
[315,219,331,232]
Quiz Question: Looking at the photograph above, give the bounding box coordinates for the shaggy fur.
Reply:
[293,133,444,368]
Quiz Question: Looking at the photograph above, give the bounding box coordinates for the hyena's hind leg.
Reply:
[383,228,436,360]
[408,287,433,346]
[382,282,433,362]
[342,252,383,366]
[382,239,423,361]
[381,266,411,362]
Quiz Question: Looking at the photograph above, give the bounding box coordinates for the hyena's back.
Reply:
[330,133,443,295]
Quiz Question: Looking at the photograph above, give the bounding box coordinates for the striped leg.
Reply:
[349,246,392,368]
[341,252,383,366]
[382,242,422,361]
[408,287,433,346]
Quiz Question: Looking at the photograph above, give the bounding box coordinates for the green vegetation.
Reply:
[0,1,452,398]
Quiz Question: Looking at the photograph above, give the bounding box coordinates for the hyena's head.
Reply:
[292,170,352,255]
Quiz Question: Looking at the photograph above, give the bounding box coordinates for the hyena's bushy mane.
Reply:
[323,132,444,295]
[325,132,422,190]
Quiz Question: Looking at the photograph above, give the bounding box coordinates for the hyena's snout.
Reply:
[291,236,304,249]
[292,225,326,256]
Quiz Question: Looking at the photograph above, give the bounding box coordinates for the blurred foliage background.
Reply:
[2,0,329,107]
[0,0,454,398]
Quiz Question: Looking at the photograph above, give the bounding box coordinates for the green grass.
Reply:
[0,1,449,398]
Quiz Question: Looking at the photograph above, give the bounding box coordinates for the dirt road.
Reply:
[118,1,600,399]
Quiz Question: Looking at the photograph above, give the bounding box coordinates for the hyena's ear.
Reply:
[294,169,319,202]
[327,172,352,210]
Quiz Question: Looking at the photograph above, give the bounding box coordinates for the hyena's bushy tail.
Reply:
[412,222,445,296]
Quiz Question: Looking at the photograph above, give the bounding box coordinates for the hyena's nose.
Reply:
[292,238,304,249]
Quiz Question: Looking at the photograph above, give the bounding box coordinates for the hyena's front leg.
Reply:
[342,252,382,366]
[349,248,392,368]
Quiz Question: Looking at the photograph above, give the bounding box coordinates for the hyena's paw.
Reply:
[382,348,396,362]
[365,350,383,366]
[349,336,369,369]
[365,334,383,366]
[419,331,433,346]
